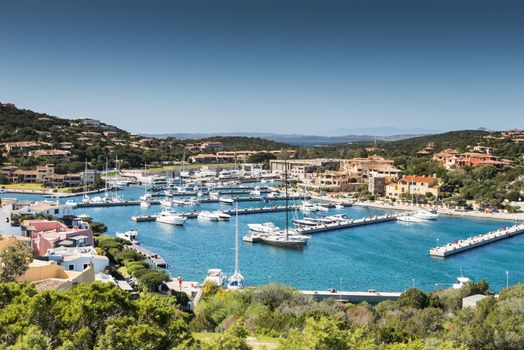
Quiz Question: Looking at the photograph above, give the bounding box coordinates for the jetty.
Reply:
[302,290,402,303]
[128,244,167,268]
[429,223,524,257]
[78,195,306,208]
[132,205,300,222]
[296,214,397,235]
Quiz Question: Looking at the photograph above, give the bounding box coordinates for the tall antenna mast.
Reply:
[235,203,239,274]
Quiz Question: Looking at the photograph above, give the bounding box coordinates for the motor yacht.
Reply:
[156,210,186,225]
[247,222,280,233]
[414,210,439,220]
[116,229,140,244]
[219,197,234,205]
[160,199,173,207]
[205,268,225,286]
[198,211,220,221]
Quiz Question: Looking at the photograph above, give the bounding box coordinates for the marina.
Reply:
[2,185,523,292]
[429,224,524,257]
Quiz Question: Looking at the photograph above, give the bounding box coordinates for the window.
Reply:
[68,264,74,270]
[83,264,89,270]
[54,209,59,214]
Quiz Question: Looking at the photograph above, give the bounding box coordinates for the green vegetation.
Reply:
[95,235,169,292]
[0,242,32,283]
[0,282,193,350]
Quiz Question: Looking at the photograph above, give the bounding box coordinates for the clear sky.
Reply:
[0,0,522,135]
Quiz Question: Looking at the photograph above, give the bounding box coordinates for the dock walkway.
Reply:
[301,290,402,303]
[132,205,300,222]
[128,244,167,268]
[429,223,524,257]
[297,214,397,235]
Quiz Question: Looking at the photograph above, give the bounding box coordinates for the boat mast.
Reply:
[234,203,239,274]
[104,158,108,199]
[83,159,88,197]
[284,159,289,240]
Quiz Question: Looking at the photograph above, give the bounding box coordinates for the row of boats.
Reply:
[397,210,440,222]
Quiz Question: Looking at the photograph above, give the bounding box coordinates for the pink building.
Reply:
[24,220,93,257]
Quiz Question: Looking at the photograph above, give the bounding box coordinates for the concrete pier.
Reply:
[128,244,167,268]
[302,290,402,303]
[297,214,397,235]
[429,223,524,257]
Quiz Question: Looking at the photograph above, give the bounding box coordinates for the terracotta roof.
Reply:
[399,176,436,183]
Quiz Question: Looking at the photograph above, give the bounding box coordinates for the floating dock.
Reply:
[296,214,397,235]
[128,244,167,268]
[301,290,402,303]
[78,196,306,208]
[132,205,300,222]
[429,223,524,257]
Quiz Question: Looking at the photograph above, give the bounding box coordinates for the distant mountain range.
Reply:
[142,130,439,145]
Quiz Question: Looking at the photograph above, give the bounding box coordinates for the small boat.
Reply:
[209,191,220,199]
[116,229,140,244]
[64,200,78,208]
[160,199,173,207]
[293,218,320,226]
[414,210,439,220]
[247,222,280,233]
[300,201,319,212]
[397,215,424,223]
[335,204,344,210]
[140,200,151,209]
[214,211,231,221]
[325,214,348,222]
[172,199,187,206]
[77,214,91,220]
[198,211,220,221]
[205,268,226,286]
[156,210,186,225]
[219,197,234,205]
[452,276,471,289]
[315,205,329,212]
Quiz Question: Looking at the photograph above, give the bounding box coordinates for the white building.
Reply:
[46,246,109,274]
[14,201,71,218]
[0,203,22,236]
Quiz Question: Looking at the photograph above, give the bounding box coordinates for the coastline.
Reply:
[352,200,524,222]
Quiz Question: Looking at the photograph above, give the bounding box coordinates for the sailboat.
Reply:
[140,163,151,208]
[227,205,244,289]
[260,159,308,249]
[81,159,91,204]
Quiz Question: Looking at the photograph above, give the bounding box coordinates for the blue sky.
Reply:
[0,0,522,135]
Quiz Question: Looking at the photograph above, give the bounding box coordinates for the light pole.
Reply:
[339,277,343,302]
[506,270,509,289]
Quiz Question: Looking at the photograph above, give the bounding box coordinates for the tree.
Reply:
[0,242,32,282]
[9,326,51,350]
[397,289,430,309]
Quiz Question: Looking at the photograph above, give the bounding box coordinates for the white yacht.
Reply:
[452,276,471,289]
[219,197,234,205]
[397,215,425,223]
[300,201,319,212]
[293,217,320,226]
[414,210,439,220]
[198,210,220,221]
[116,229,140,244]
[247,222,280,233]
[335,204,344,210]
[156,210,186,225]
[160,199,173,207]
[209,191,220,199]
[140,200,151,209]
[204,268,225,286]
[315,204,330,212]
[64,200,78,208]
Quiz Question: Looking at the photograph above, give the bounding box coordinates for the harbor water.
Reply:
[3,186,522,292]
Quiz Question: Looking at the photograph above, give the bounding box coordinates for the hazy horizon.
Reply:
[1,0,523,134]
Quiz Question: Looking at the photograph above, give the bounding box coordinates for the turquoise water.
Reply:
[3,186,522,292]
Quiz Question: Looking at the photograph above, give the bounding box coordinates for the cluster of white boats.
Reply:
[397,209,440,222]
